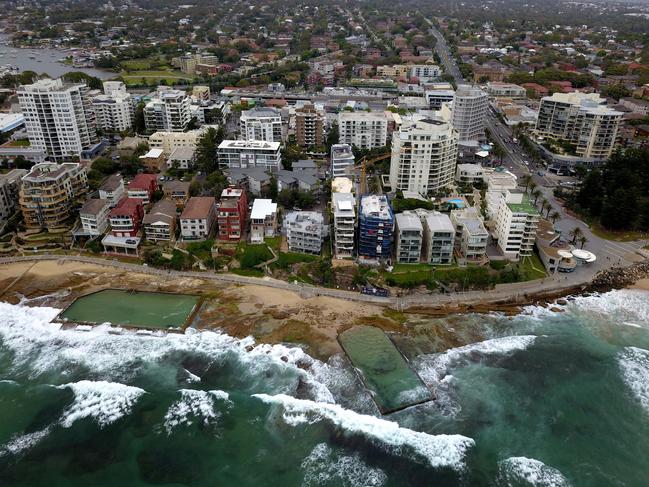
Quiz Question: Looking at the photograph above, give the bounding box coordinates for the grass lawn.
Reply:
[230,268,264,278]
[4,140,30,147]
[590,223,648,242]
[391,262,443,273]
[120,70,194,86]
[517,252,546,280]
[273,251,318,269]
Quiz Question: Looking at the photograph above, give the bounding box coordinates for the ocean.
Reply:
[0,289,648,486]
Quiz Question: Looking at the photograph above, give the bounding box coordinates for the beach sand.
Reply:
[630,278,649,291]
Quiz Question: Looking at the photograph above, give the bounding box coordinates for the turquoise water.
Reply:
[59,289,199,328]
[0,290,648,485]
[339,325,431,413]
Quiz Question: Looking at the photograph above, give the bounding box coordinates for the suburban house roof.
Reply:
[180,197,215,220]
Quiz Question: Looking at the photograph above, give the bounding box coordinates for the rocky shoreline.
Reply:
[587,261,649,292]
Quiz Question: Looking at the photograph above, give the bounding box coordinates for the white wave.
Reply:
[498,457,570,486]
[0,302,344,404]
[163,389,231,434]
[301,443,387,487]
[254,393,474,470]
[414,335,538,385]
[57,380,145,428]
[183,368,201,383]
[0,426,52,457]
[571,289,649,325]
[618,346,649,413]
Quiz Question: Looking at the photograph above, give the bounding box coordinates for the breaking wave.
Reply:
[57,380,146,428]
[0,427,52,458]
[301,443,387,487]
[618,346,649,414]
[497,457,570,486]
[163,389,231,434]
[253,393,474,471]
[414,335,538,384]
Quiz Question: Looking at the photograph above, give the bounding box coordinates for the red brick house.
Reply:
[218,187,248,241]
[108,198,144,237]
[127,174,158,205]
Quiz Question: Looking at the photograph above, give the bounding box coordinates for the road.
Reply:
[423,15,648,282]
[424,17,463,82]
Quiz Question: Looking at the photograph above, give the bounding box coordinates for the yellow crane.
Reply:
[355,152,392,195]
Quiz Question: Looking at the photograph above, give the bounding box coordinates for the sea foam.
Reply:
[57,380,146,428]
[497,457,571,486]
[618,346,649,414]
[301,443,387,487]
[253,393,474,470]
[163,389,231,434]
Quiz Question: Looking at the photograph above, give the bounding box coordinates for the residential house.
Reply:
[139,148,166,173]
[162,180,191,208]
[250,199,278,243]
[143,199,177,242]
[101,197,144,256]
[127,174,158,205]
[180,197,217,240]
[168,147,196,170]
[217,188,247,241]
[79,198,111,236]
[98,173,125,207]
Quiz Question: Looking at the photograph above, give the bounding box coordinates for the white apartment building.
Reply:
[409,64,441,82]
[0,169,27,222]
[535,92,622,160]
[218,140,282,171]
[338,111,388,149]
[79,198,111,235]
[389,115,459,195]
[422,211,455,265]
[284,211,325,254]
[250,199,278,243]
[92,81,134,132]
[450,207,489,263]
[144,88,192,132]
[330,144,355,177]
[489,191,540,260]
[455,163,485,184]
[332,191,356,258]
[394,211,423,263]
[148,129,204,155]
[450,85,489,144]
[18,78,97,161]
[239,107,283,143]
[168,147,196,170]
[98,174,125,207]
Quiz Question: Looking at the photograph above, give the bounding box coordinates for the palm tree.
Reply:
[545,204,553,219]
[532,188,542,205]
[522,174,533,192]
[569,226,583,244]
[528,181,538,195]
[578,235,588,249]
[550,210,561,224]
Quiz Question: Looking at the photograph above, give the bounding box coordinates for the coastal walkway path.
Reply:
[0,254,599,311]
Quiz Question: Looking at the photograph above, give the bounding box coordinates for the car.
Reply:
[537,171,544,176]
[125,239,137,245]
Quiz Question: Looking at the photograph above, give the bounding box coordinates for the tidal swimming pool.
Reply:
[58,289,200,329]
[339,325,432,414]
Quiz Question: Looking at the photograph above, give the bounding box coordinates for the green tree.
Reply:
[196,127,224,174]
[134,102,146,134]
